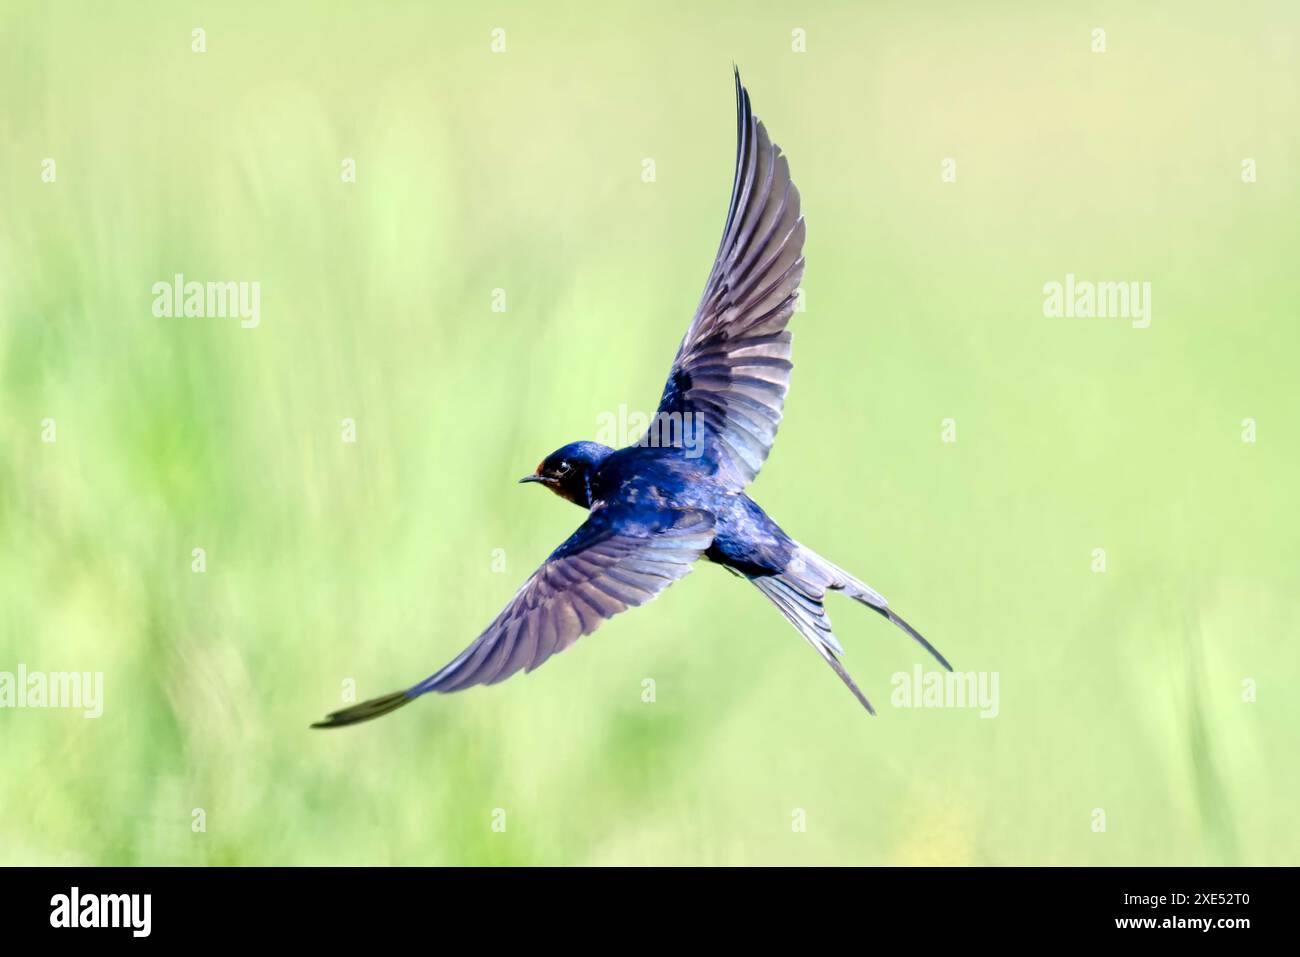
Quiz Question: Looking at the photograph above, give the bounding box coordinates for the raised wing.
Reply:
[313,505,714,727]
[648,68,805,489]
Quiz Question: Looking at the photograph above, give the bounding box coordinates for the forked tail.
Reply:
[748,542,952,714]
[788,543,953,672]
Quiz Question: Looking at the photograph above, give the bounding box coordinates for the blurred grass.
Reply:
[1,0,1297,865]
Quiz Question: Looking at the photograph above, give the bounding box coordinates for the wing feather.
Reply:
[405,506,714,696]
[645,69,805,488]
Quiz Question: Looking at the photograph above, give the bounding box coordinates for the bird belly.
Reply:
[701,493,795,578]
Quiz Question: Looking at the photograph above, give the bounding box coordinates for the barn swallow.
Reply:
[313,68,952,728]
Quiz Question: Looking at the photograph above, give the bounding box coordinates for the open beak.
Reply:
[518,474,547,484]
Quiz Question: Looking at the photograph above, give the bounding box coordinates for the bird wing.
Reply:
[646,68,805,489]
[313,505,714,727]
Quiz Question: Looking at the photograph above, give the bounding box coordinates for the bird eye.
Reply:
[556,461,572,476]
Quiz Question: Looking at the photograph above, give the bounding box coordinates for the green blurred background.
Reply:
[2,1,1297,865]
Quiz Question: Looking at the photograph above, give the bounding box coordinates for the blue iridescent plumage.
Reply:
[313,69,951,729]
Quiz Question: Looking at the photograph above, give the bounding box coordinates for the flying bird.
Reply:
[313,69,952,728]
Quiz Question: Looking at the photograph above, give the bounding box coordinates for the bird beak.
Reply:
[518,474,547,484]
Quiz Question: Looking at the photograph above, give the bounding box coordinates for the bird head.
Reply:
[519,441,614,508]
